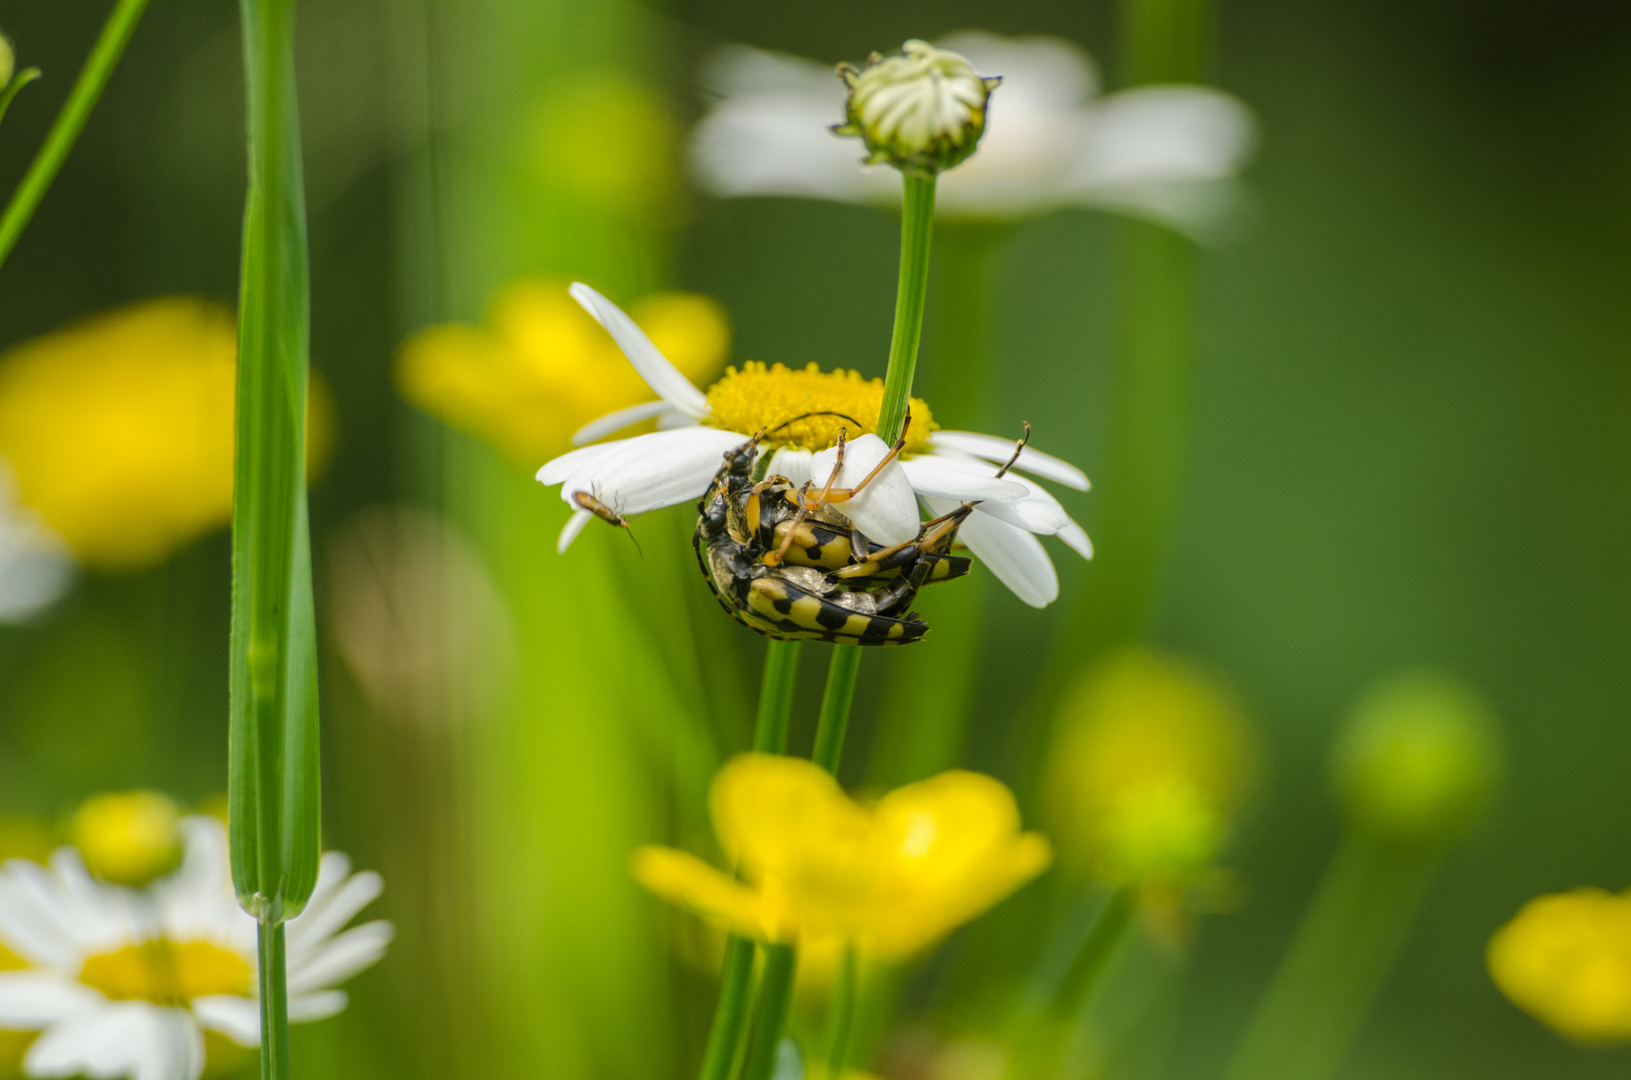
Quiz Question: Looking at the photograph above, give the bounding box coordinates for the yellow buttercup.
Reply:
[397,278,729,464]
[1489,887,1631,1043]
[633,754,1050,960]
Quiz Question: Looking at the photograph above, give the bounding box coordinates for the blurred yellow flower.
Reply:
[1489,887,1631,1044]
[397,278,729,464]
[0,298,332,572]
[633,754,1050,960]
[68,790,182,887]
[1047,649,1254,891]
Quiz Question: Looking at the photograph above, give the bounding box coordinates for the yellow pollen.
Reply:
[702,362,935,453]
[79,940,252,1006]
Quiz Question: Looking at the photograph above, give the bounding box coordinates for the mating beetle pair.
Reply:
[691,415,1026,646]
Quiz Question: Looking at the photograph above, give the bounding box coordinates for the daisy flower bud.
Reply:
[1333,671,1501,850]
[67,790,182,887]
[834,40,1001,177]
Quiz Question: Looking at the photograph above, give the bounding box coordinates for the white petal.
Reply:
[191,996,260,1047]
[767,447,812,488]
[287,921,394,995]
[970,477,1072,535]
[556,510,593,554]
[1057,520,1094,560]
[934,32,1098,108]
[568,283,709,419]
[27,1002,203,1080]
[287,870,383,958]
[0,870,79,965]
[536,440,623,487]
[689,94,896,204]
[571,400,682,447]
[810,435,920,547]
[1071,86,1256,190]
[898,456,1026,503]
[929,498,1059,608]
[287,990,347,1023]
[0,972,102,1026]
[158,819,239,944]
[928,431,1089,490]
[560,428,748,518]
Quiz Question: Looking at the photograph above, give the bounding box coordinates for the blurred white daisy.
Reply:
[536,284,1091,608]
[0,456,72,624]
[0,817,392,1080]
[690,31,1257,236]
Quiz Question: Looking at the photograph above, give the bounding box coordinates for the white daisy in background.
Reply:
[0,456,72,624]
[0,817,392,1080]
[690,31,1257,237]
[537,284,1091,608]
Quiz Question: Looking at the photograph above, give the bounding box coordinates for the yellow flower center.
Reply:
[703,362,935,453]
[79,940,252,1006]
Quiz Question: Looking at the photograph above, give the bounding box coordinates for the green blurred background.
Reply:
[0,0,1628,1078]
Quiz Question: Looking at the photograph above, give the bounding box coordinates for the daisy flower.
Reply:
[690,32,1256,237]
[536,284,1091,608]
[0,817,392,1080]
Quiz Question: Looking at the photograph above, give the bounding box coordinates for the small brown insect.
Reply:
[572,490,642,557]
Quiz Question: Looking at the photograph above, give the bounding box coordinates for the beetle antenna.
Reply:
[993,422,1032,480]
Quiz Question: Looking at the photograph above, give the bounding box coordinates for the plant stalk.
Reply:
[256,918,291,1080]
[697,639,803,1080]
[812,646,860,774]
[0,0,151,271]
[741,944,799,1080]
[229,0,318,1076]
[1223,837,1437,1080]
[822,941,860,1077]
[875,174,938,444]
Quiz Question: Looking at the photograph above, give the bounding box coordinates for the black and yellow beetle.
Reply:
[691,420,977,646]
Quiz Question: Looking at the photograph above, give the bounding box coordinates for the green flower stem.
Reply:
[812,645,861,774]
[822,941,860,1077]
[1223,837,1437,1080]
[229,0,318,1077]
[1009,886,1137,1080]
[736,165,939,1080]
[875,173,938,443]
[256,918,291,1080]
[754,639,803,753]
[0,0,151,271]
[741,944,799,1080]
[870,220,1007,786]
[1051,885,1137,1023]
[697,639,803,1080]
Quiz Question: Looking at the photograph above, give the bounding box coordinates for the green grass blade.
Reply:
[0,0,150,271]
[229,0,321,931]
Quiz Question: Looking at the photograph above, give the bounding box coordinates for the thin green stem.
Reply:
[812,646,860,774]
[741,944,799,1080]
[256,918,290,1080]
[875,174,938,443]
[753,640,803,753]
[822,941,860,1077]
[1052,885,1137,1021]
[0,0,151,271]
[697,639,803,1080]
[1009,886,1138,1080]
[0,69,43,129]
[1223,837,1437,1080]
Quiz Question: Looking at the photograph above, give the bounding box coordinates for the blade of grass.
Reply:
[0,0,151,271]
[229,0,318,1076]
